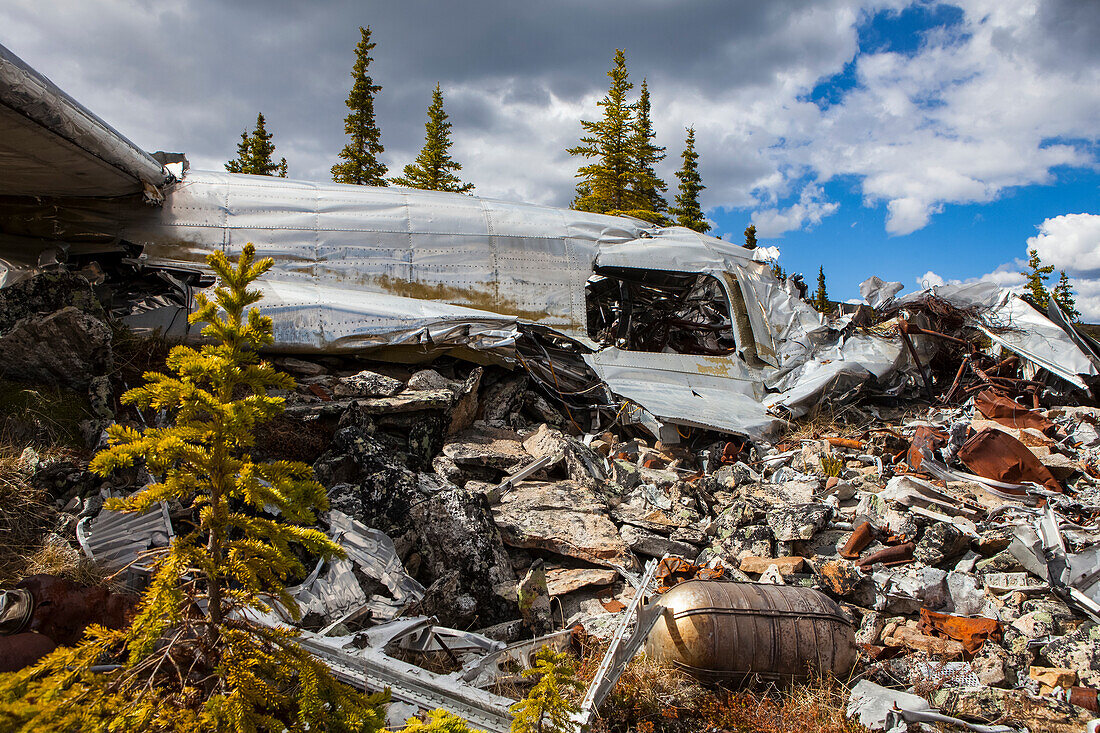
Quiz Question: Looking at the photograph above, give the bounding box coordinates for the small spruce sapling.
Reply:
[401,708,484,732]
[0,244,386,732]
[509,647,583,733]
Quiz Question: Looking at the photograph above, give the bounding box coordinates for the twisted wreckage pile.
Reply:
[3,262,1100,732]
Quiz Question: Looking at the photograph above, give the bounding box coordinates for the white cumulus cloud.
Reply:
[750,184,839,237]
[1026,213,1100,276]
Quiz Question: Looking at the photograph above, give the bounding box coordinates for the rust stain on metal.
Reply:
[371,275,555,323]
[696,356,732,377]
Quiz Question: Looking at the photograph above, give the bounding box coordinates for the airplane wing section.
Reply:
[0,42,168,197]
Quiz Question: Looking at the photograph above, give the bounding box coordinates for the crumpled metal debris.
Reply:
[847,680,1013,733]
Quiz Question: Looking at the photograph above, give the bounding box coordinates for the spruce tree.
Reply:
[0,245,387,731]
[509,648,582,733]
[624,78,668,221]
[225,113,286,177]
[813,266,833,314]
[670,127,710,233]
[744,224,758,250]
[393,84,473,193]
[1022,248,1055,309]
[332,26,388,186]
[568,49,635,214]
[1052,270,1080,321]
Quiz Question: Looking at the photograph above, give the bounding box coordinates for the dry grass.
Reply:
[0,448,59,585]
[0,446,108,587]
[573,637,869,733]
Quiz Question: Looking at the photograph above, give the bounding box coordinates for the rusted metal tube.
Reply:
[644,581,857,682]
[1069,686,1099,714]
[840,521,874,559]
[858,541,915,570]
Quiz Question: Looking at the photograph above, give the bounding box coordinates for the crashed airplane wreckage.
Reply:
[2,41,1099,445]
[10,38,1100,733]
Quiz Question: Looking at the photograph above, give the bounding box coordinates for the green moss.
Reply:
[0,378,90,448]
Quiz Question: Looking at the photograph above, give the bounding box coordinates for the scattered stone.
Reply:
[1029,666,1076,694]
[407,369,454,391]
[492,480,637,570]
[276,356,326,376]
[739,555,804,575]
[883,624,966,658]
[914,522,971,567]
[766,503,831,542]
[332,369,404,398]
[543,566,617,596]
[442,424,528,471]
[1041,623,1100,687]
[517,560,552,635]
[702,524,774,564]
[354,389,454,414]
[619,524,698,560]
[0,307,111,389]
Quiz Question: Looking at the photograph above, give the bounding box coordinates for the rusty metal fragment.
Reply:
[654,556,725,593]
[858,541,916,570]
[919,608,1002,656]
[957,427,1062,493]
[840,521,875,559]
[974,389,1057,435]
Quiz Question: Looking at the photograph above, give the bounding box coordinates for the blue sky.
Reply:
[2,1,1098,315]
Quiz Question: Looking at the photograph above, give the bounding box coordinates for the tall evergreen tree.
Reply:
[813,266,834,314]
[670,127,710,233]
[1052,270,1080,321]
[627,78,667,217]
[568,49,635,214]
[744,224,758,250]
[225,113,286,177]
[1022,248,1055,309]
[332,26,388,186]
[392,84,473,193]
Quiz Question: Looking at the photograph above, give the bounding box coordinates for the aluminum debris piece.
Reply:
[291,511,425,626]
[296,621,515,733]
[847,680,1013,733]
[75,502,173,573]
[577,556,664,728]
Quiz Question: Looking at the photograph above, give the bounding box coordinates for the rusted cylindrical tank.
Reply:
[644,581,857,681]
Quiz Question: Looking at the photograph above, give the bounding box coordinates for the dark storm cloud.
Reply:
[0,0,866,185]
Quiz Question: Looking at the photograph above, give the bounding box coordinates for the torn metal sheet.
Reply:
[291,511,425,624]
[583,348,783,440]
[577,556,663,726]
[1009,505,1100,622]
[979,293,1098,390]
